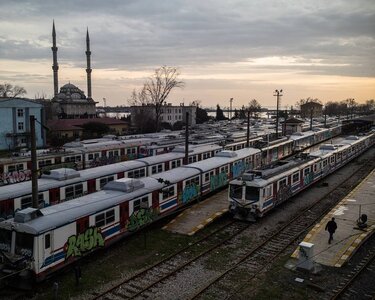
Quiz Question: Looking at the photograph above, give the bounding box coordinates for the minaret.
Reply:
[86,28,92,99]
[51,20,59,97]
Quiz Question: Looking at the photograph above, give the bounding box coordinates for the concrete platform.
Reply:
[162,189,229,235]
[291,168,375,267]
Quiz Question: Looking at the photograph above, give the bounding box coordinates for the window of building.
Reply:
[292,172,300,184]
[17,109,24,117]
[18,122,24,131]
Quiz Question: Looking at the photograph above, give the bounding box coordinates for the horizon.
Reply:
[0,1,374,108]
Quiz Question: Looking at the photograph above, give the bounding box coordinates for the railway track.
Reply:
[92,220,250,299]
[328,241,375,300]
[189,158,375,299]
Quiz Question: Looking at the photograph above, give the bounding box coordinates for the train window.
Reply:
[322,160,328,168]
[151,164,163,174]
[204,171,215,183]
[229,184,242,199]
[128,168,146,178]
[292,172,300,184]
[133,196,149,212]
[95,213,105,227]
[0,229,12,252]
[330,156,335,164]
[99,176,115,188]
[65,184,83,200]
[277,178,288,191]
[45,234,50,249]
[21,194,44,209]
[38,160,53,168]
[203,153,211,159]
[245,186,259,201]
[8,164,24,172]
[188,156,197,164]
[88,153,100,160]
[303,167,311,176]
[162,186,175,200]
[105,209,115,224]
[220,166,229,174]
[15,232,33,257]
[263,185,273,198]
[185,176,199,187]
[173,160,182,169]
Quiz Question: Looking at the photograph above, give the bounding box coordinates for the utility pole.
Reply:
[246,110,250,147]
[273,89,283,138]
[30,115,39,208]
[185,112,189,164]
[310,109,313,130]
[229,98,233,120]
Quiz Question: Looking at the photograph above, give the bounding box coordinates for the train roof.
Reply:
[0,177,164,235]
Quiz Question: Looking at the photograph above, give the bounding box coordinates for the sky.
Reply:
[0,0,374,109]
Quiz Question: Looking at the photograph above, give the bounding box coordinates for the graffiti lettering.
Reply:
[89,155,120,168]
[210,172,227,191]
[127,208,155,232]
[181,184,200,204]
[232,161,249,178]
[275,185,292,206]
[0,170,31,185]
[65,227,104,259]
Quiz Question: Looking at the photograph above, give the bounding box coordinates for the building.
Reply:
[130,103,197,130]
[47,117,129,139]
[50,21,97,119]
[280,117,304,135]
[300,101,323,118]
[0,98,46,150]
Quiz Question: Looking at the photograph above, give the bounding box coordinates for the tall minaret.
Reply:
[86,28,92,99]
[51,20,59,97]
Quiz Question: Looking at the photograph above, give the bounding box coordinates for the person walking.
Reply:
[325,217,337,244]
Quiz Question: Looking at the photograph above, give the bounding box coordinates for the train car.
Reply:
[0,147,261,282]
[0,144,222,217]
[228,132,374,221]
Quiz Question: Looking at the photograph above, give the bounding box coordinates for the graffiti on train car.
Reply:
[181,183,200,204]
[0,169,32,185]
[127,208,155,232]
[64,227,105,259]
[210,172,227,190]
[89,155,120,168]
[232,161,249,178]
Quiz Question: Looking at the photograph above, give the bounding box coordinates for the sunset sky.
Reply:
[0,0,374,109]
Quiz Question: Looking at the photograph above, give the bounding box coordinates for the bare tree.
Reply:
[0,83,27,98]
[144,66,185,131]
[248,99,261,118]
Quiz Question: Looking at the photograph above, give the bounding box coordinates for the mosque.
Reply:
[50,21,97,119]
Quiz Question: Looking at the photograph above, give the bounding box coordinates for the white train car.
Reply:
[228,132,375,221]
[0,147,261,282]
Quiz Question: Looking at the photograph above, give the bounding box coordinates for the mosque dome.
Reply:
[56,83,86,101]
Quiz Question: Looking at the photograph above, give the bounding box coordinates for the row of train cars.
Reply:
[1,124,374,283]
[0,125,344,217]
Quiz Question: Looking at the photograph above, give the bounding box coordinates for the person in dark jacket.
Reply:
[325,217,337,244]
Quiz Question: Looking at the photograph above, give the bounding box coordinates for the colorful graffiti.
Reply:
[0,169,32,185]
[232,161,249,178]
[210,172,227,190]
[89,155,120,168]
[275,185,292,206]
[303,173,313,186]
[127,208,155,232]
[181,183,200,204]
[64,227,105,259]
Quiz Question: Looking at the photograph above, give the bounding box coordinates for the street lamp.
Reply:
[273,89,283,138]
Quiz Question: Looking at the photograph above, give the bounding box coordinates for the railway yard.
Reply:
[0,140,371,299]
[0,117,374,300]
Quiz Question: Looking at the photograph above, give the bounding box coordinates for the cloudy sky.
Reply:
[0,0,374,108]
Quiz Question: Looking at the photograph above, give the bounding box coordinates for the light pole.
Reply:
[229,98,233,120]
[273,89,283,138]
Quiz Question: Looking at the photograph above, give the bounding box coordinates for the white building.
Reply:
[130,103,197,129]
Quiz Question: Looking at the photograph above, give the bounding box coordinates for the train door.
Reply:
[87,179,96,194]
[42,231,53,265]
[0,199,14,219]
[119,202,129,231]
[152,191,159,210]
[49,188,60,205]
[164,162,170,171]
